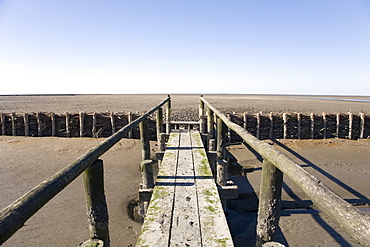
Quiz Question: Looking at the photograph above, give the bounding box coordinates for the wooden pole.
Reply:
[269,113,273,140]
[51,112,56,137]
[207,108,214,139]
[166,96,171,134]
[199,97,206,134]
[159,133,166,152]
[216,118,227,159]
[83,159,110,246]
[156,108,163,144]
[256,112,261,140]
[209,139,216,152]
[110,112,115,135]
[128,112,133,138]
[348,112,353,140]
[256,160,283,246]
[216,159,227,187]
[11,113,16,136]
[360,113,365,139]
[310,113,314,139]
[36,112,42,137]
[243,112,248,130]
[79,112,84,137]
[65,112,70,138]
[92,113,97,138]
[283,113,287,139]
[139,118,150,160]
[1,113,4,136]
[140,160,154,189]
[24,113,29,137]
[322,113,327,139]
[336,113,340,139]
[297,113,301,140]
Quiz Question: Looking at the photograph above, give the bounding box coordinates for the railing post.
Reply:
[141,160,154,189]
[199,97,206,134]
[207,108,214,138]
[256,159,283,247]
[156,107,163,144]
[140,159,155,213]
[216,118,227,159]
[139,117,150,160]
[82,159,110,246]
[166,95,171,134]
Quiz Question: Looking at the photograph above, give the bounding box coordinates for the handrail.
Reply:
[200,96,370,246]
[0,96,171,245]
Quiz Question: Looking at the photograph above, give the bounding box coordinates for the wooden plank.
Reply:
[138,130,233,247]
[191,131,234,247]
[170,131,201,246]
[136,132,180,246]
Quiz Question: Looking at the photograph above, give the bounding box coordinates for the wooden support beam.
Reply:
[283,113,287,139]
[216,117,227,159]
[110,112,115,135]
[297,113,301,140]
[51,112,56,137]
[156,108,163,143]
[140,160,154,189]
[65,112,70,138]
[348,112,353,139]
[83,159,110,246]
[207,108,214,139]
[36,112,42,137]
[139,118,150,160]
[127,112,132,138]
[269,112,273,139]
[336,113,340,139]
[92,112,97,138]
[310,113,314,139]
[79,112,84,137]
[360,112,365,139]
[166,96,171,134]
[11,113,16,136]
[256,159,283,246]
[24,113,29,136]
[199,98,206,134]
[243,112,248,130]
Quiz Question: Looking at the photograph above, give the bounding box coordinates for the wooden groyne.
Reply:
[0,112,158,139]
[1,111,369,140]
[231,112,369,140]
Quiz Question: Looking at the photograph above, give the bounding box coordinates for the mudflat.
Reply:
[1,94,369,246]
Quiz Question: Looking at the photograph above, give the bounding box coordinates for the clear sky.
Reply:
[1,1,370,95]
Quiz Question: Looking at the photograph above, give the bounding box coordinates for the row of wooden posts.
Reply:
[199,96,370,247]
[1,111,369,140]
[0,97,172,246]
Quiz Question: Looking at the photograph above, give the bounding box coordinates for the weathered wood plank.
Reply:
[137,130,234,247]
[136,132,180,246]
[170,131,201,246]
[191,131,234,247]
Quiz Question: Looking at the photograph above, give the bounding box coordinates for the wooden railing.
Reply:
[199,96,370,247]
[0,96,171,246]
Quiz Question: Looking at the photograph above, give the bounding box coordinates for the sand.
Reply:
[0,94,369,246]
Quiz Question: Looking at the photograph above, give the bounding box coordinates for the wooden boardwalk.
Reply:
[136,130,234,247]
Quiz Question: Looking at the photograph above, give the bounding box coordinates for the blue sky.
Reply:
[1,1,370,95]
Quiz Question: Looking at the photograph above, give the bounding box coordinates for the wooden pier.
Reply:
[136,130,234,247]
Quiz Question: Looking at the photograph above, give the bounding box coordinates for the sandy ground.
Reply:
[1,94,370,246]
